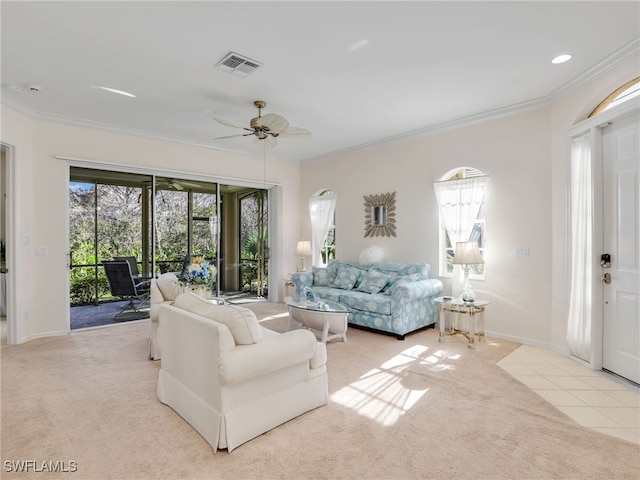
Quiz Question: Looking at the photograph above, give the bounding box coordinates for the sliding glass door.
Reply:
[69,168,153,306]
[69,167,269,328]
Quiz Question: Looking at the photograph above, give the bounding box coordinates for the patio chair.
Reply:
[115,255,153,281]
[103,260,151,320]
[114,255,139,274]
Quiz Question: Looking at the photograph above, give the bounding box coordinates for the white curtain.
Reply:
[433,175,488,297]
[309,192,336,267]
[433,175,489,247]
[567,133,593,362]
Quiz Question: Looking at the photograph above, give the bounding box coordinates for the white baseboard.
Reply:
[485,330,562,355]
[19,329,69,344]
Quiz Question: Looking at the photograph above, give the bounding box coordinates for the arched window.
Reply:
[433,167,488,278]
[308,189,336,267]
[588,77,640,118]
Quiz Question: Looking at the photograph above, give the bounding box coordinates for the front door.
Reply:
[602,109,640,384]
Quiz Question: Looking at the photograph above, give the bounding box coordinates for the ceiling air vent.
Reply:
[216,52,262,77]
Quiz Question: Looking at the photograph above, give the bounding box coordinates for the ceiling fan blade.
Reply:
[258,113,289,134]
[177,181,203,189]
[213,117,249,130]
[213,133,252,140]
[277,127,312,142]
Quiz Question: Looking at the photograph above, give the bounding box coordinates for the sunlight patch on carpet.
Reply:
[329,344,461,426]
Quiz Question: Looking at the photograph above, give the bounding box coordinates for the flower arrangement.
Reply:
[180,256,217,287]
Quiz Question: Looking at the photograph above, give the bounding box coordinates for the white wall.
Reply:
[1,107,37,343]
[299,54,639,350]
[2,53,637,347]
[1,109,301,343]
[300,107,552,345]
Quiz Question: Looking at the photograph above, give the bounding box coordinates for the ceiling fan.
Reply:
[213,100,311,149]
[145,178,204,191]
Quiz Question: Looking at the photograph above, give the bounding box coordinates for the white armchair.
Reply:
[149,272,181,360]
[156,293,328,452]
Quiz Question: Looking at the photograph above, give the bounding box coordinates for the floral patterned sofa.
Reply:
[291,260,443,340]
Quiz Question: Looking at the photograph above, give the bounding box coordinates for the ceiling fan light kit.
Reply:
[214,100,311,148]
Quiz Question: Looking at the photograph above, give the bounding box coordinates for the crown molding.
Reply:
[549,36,640,101]
[301,97,548,164]
[1,93,37,117]
[0,95,248,157]
[302,38,640,164]
[4,37,639,165]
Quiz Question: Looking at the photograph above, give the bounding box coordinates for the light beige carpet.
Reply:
[1,302,638,480]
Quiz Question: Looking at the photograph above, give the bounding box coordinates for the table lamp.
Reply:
[452,241,484,303]
[296,240,312,272]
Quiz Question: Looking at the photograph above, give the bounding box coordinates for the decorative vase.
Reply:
[184,284,210,299]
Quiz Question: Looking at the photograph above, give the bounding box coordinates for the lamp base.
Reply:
[460,267,475,303]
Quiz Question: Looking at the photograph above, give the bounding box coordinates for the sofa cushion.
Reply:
[308,287,343,303]
[338,291,392,316]
[372,262,430,280]
[173,293,262,345]
[356,269,391,294]
[332,264,361,290]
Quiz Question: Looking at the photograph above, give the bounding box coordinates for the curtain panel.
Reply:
[308,192,336,267]
[433,175,489,246]
[567,133,593,362]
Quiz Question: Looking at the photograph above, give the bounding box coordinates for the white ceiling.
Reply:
[2,1,639,163]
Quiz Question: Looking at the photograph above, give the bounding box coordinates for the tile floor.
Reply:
[498,344,640,445]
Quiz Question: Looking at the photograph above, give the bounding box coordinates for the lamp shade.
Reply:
[452,241,484,265]
[295,240,312,256]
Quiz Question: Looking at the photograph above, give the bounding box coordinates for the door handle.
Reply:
[601,273,611,284]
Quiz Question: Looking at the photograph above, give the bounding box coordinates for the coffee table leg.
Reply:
[286,307,293,331]
[321,320,330,343]
[341,313,348,342]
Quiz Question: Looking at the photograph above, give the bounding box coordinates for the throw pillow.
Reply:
[332,264,362,290]
[382,272,421,294]
[313,267,336,287]
[356,269,391,294]
[173,293,262,345]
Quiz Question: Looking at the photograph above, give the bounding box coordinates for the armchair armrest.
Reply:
[389,278,443,301]
[220,329,320,385]
[291,271,313,287]
[291,271,314,300]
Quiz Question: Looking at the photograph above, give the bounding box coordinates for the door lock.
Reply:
[601,273,611,284]
[601,253,611,268]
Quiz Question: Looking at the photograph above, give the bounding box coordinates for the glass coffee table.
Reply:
[286,298,350,343]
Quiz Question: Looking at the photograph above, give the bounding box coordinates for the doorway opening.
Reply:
[567,85,639,385]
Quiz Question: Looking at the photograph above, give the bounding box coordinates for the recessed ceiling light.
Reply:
[551,54,572,64]
[90,85,136,98]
